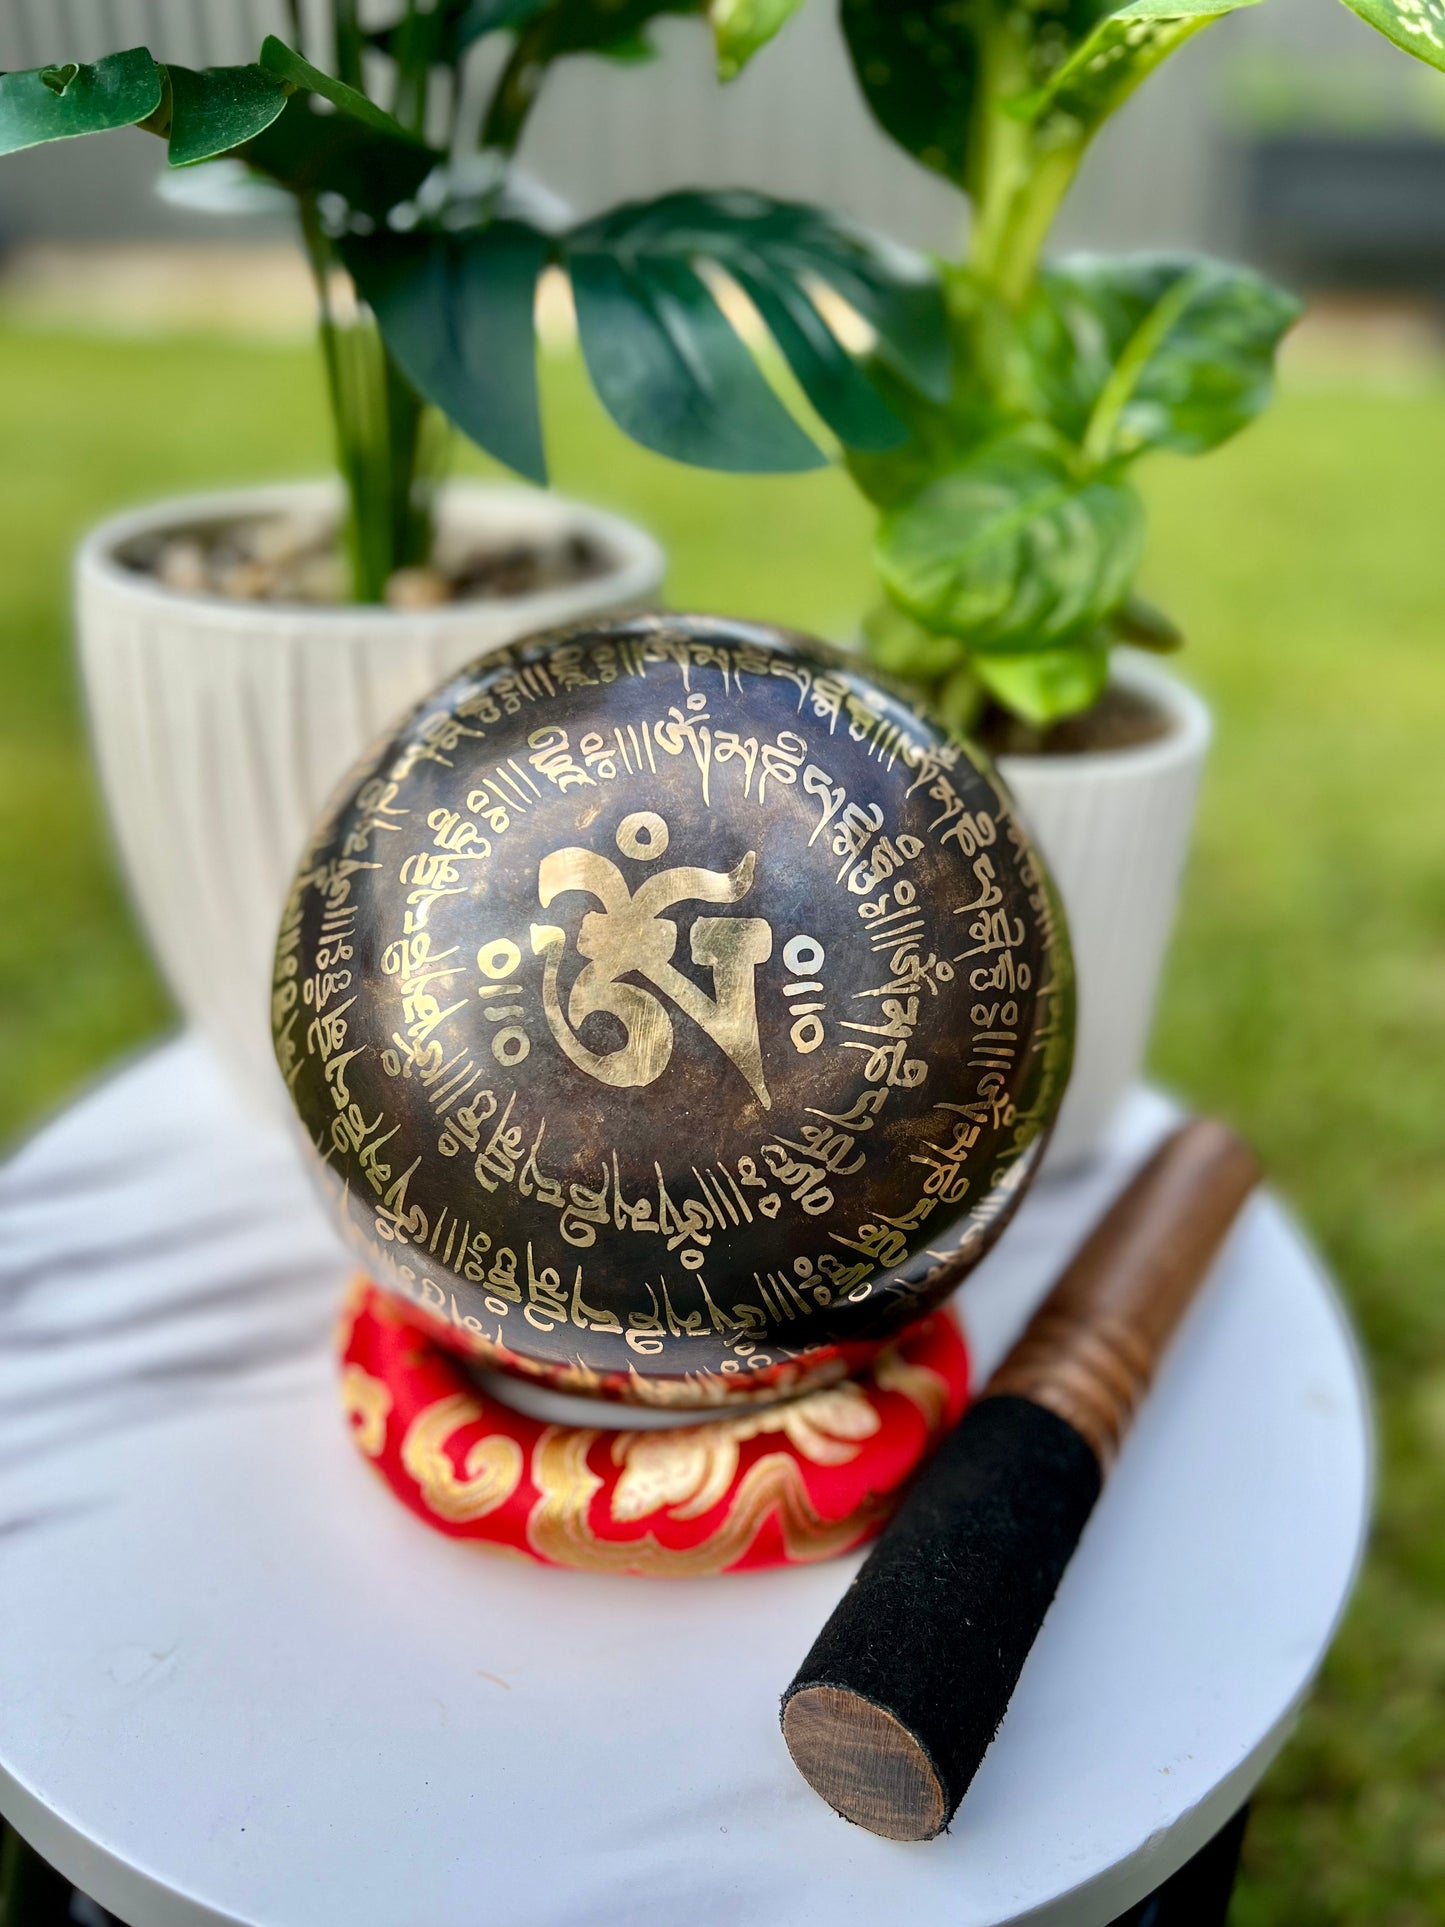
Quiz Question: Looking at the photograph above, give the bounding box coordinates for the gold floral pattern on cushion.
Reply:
[400,1394,525,1523]
[528,1428,885,1577]
[872,1347,953,1434]
[609,1380,883,1524]
[339,1279,970,1575]
[341,1362,393,1459]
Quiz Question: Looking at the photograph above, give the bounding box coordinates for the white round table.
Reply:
[0,1040,1371,1927]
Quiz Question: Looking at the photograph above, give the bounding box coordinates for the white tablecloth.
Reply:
[0,1040,1371,1927]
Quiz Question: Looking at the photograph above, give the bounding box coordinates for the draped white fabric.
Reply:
[0,1040,1369,1927]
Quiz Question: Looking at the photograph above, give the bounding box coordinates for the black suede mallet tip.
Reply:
[780,1121,1261,1843]
[781,1395,1103,1840]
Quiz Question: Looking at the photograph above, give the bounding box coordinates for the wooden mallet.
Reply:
[780,1118,1261,1842]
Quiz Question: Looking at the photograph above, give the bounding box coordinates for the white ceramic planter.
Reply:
[996,653,1212,1171]
[76,480,665,1121]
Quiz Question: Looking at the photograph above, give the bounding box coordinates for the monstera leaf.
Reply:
[342,192,949,481]
[1022,0,1264,136]
[1025,254,1301,465]
[1337,0,1445,72]
[342,224,551,483]
[875,432,1145,652]
[569,242,824,469]
[562,192,949,470]
[0,48,162,157]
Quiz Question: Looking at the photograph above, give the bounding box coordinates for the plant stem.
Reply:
[390,0,433,139]
[332,0,367,92]
[1080,265,1208,469]
[480,23,552,155]
[987,134,1084,310]
[299,198,436,603]
[966,20,1035,292]
[965,23,1085,314]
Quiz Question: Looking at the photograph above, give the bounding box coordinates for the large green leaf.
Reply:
[1023,0,1264,135]
[258,37,420,140]
[863,599,970,682]
[1026,254,1301,465]
[1337,0,1445,72]
[342,224,550,483]
[166,64,291,168]
[839,0,981,188]
[875,432,1145,651]
[564,191,949,469]
[846,269,1018,510]
[710,0,807,78]
[569,245,825,470]
[242,95,437,216]
[838,2,1128,188]
[973,636,1112,725]
[732,267,905,449]
[0,48,161,157]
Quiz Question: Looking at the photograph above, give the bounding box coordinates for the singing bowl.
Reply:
[273,614,1073,1406]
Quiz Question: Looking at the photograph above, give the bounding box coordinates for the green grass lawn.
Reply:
[2,326,1443,1922]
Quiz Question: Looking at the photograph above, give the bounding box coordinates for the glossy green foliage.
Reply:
[1026,255,1302,464]
[973,638,1111,726]
[1337,0,1445,73]
[0,4,950,597]
[839,0,980,188]
[243,99,435,214]
[165,65,291,168]
[712,0,808,77]
[1021,0,1263,139]
[875,432,1145,653]
[839,1,1131,189]
[0,48,161,157]
[364,0,798,80]
[343,225,550,484]
[564,192,948,470]
[835,0,1330,722]
[337,190,948,481]
[257,37,414,136]
[855,251,1295,719]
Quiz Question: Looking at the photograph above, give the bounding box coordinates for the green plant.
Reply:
[761,0,1445,731]
[0,3,949,602]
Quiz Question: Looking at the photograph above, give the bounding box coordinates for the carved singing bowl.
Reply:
[273,615,1073,1406]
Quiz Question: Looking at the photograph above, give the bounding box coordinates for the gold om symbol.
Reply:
[529,811,774,1107]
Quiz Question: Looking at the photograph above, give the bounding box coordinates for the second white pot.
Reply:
[996,654,1212,1171]
[76,481,665,1121]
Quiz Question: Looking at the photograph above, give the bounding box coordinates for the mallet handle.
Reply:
[986,1119,1260,1467]
[780,1119,1260,1843]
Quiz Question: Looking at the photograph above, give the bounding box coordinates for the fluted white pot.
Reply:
[996,653,1212,1171]
[76,481,665,1121]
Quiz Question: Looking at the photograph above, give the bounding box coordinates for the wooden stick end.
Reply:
[781,1684,948,1842]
